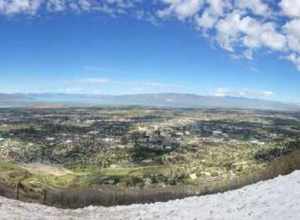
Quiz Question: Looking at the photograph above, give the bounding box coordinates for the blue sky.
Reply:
[0,0,300,104]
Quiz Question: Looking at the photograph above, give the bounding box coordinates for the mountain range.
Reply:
[0,93,299,111]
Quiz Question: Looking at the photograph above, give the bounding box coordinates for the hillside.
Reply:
[0,170,299,220]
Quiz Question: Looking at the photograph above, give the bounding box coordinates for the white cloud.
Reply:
[155,1,295,68]
[195,11,217,29]
[0,0,139,16]
[283,19,300,53]
[237,0,270,16]
[0,0,43,15]
[208,0,230,16]
[157,0,204,20]
[64,78,185,94]
[259,25,287,51]
[78,78,111,84]
[47,0,66,12]
[215,11,243,51]
[194,0,231,29]
[214,88,274,98]
[77,0,91,11]
[280,0,300,17]
[286,53,300,70]
[263,91,274,97]
[215,11,287,54]
[214,88,230,97]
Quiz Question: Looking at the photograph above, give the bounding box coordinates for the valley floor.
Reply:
[0,170,299,220]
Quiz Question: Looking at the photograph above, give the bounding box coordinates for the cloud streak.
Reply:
[2,0,300,70]
[65,77,185,94]
[77,78,111,84]
[214,88,274,99]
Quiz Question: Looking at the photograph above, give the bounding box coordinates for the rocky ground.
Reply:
[0,170,299,220]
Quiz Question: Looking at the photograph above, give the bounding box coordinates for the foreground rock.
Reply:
[0,170,299,220]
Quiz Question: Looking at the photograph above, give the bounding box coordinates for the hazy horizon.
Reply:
[1,91,299,104]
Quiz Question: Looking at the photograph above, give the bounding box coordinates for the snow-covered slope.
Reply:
[0,171,300,220]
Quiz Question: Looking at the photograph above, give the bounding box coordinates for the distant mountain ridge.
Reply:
[0,93,299,111]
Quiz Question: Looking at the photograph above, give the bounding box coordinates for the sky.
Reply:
[0,0,299,104]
